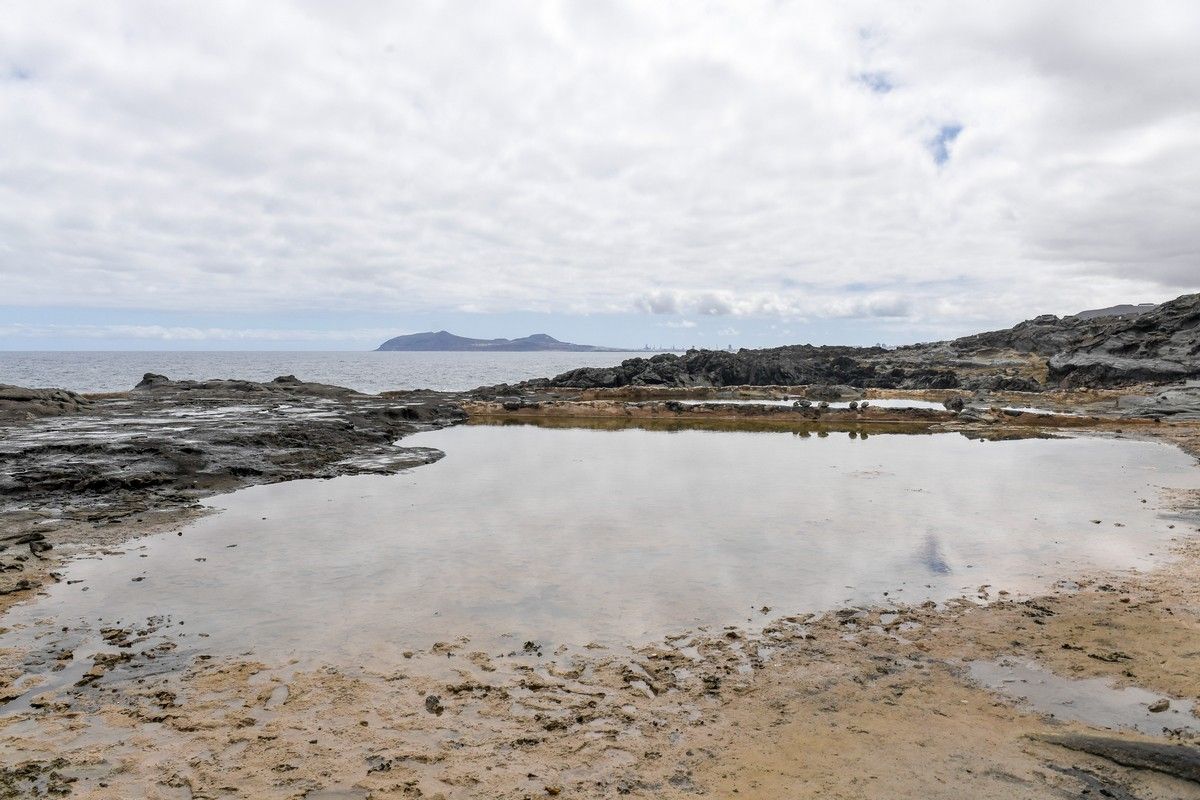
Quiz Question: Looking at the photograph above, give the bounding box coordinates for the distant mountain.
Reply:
[1068,303,1158,320]
[375,331,625,352]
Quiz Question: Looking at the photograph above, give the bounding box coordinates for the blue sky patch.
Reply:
[928,124,963,165]
[857,71,893,93]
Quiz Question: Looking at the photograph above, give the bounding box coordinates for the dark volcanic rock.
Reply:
[134,373,360,399]
[1046,295,1200,387]
[957,293,1200,387]
[135,372,171,388]
[1033,733,1200,784]
[542,347,961,391]
[0,376,466,533]
[0,385,92,421]
[1118,382,1200,420]
[959,375,1043,393]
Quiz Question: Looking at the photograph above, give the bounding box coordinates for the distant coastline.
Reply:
[376,331,636,353]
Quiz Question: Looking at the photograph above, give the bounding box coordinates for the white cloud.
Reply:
[1,1,1197,337]
[634,290,912,319]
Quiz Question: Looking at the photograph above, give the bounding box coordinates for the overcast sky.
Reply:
[2,1,1198,349]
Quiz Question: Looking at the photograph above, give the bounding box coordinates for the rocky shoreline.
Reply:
[479,292,1200,394]
[3,337,1200,797]
[0,375,465,603]
[5,369,1195,612]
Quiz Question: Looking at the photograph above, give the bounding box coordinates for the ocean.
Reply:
[0,350,641,395]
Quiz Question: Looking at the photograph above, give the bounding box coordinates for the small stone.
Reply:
[29,692,54,709]
[1148,698,1170,713]
[424,694,444,715]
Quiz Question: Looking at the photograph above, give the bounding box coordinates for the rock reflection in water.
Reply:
[920,535,953,575]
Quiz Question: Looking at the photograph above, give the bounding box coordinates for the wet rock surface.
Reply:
[485,292,1200,393]
[1120,383,1200,421]
[0,385,92,421]
[1032,733,1200,784]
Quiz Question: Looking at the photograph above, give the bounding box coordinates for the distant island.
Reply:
[375,331,629,352]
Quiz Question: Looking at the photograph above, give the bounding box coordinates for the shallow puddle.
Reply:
[3,426,1197,671]
[678,397,948,409]
[969,658,1200,734]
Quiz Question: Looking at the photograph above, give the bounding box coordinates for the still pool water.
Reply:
[679,397,948,409]
[677,398,1074,414]
[3,425,1197,667]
